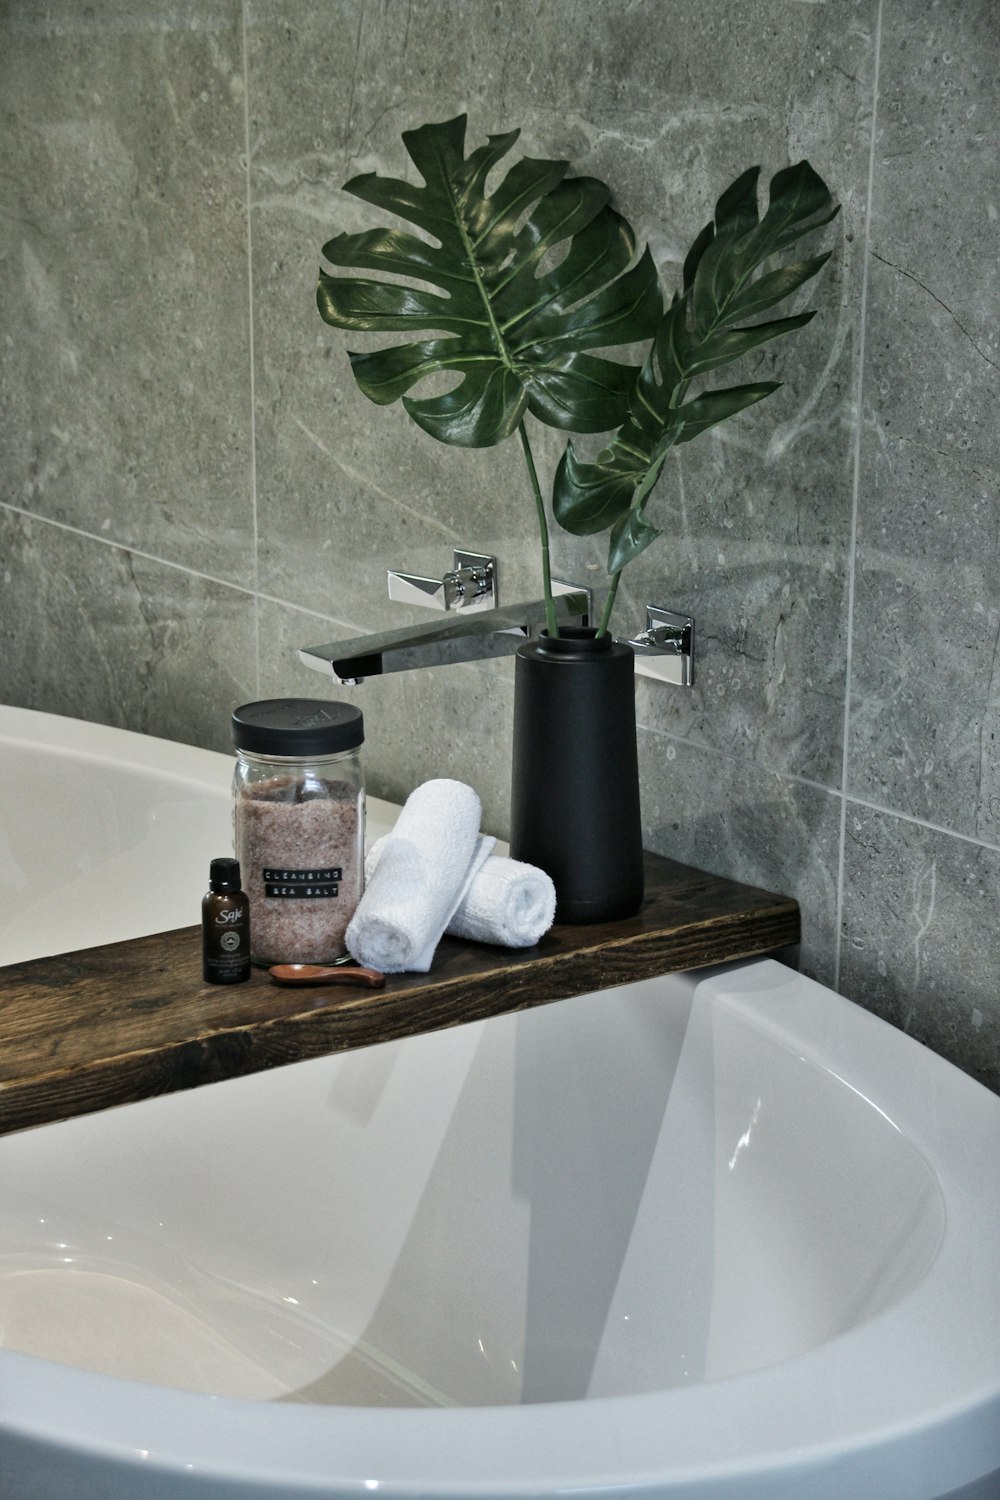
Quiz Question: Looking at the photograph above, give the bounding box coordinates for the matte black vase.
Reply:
[510,627,644,924]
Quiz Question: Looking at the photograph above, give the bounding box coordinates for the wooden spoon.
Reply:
[268,963,386,988]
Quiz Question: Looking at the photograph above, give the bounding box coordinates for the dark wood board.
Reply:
[0,851,799,1135]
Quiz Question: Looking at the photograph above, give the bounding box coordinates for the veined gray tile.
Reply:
[841,803,1000,1093]
[867,0,998,390]
[637,730,842,985]
[850,0,1000,838]
[3,3,237,32]
[849,424,1000,838]
[0,508,256,752]
[629,400,854,789]
[0,2,252,585]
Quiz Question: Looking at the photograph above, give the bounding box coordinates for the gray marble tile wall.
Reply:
[1,0,997,1089]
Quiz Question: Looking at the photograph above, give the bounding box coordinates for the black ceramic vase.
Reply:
[509,627,644,924]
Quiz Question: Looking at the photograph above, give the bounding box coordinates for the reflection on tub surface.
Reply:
[0,978,944,1404]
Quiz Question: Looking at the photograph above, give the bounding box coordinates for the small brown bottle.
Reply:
[202,857,251,984]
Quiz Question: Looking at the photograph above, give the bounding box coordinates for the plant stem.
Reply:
[596,573,621,637]
[518,421,560,637]
[595,449,669,637]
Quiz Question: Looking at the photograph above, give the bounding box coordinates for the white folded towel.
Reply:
[346,779,492,972]
[446,855,556,948]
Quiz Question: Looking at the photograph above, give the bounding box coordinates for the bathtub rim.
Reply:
[0,702,239,788]
[0,699,401,884]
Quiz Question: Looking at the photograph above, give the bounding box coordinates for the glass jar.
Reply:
[231,698,364,966]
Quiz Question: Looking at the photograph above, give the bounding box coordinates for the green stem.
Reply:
[518,421,560,637]
[596,449,670,637]
[596,573,621,637]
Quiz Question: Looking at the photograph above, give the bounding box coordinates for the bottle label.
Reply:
[262,866,342,899]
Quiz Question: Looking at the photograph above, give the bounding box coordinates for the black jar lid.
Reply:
[232,699,364,756]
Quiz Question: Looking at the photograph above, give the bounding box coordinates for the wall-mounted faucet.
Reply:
[299,589,590,686]
[299,548,694,688]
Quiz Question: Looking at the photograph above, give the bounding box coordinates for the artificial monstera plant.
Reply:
[317,114,838,636]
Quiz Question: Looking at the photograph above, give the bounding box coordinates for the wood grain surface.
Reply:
[0,851,799,1135]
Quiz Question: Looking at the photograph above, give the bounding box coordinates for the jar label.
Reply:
[262,866,342,899]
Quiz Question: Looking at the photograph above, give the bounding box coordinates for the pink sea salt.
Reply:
[236,776,362,965]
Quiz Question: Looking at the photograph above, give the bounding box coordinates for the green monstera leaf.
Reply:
[553,160,839,578]
[317,114,663,449]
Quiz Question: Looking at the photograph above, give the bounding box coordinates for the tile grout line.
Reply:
[0,500,352,629]
[0,501,232,584]
[637,711,1000,859]
[240,1,261,699]
[834,0,883,992]
[840,792,1000,860]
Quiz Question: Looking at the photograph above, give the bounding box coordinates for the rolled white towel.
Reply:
[346,780,492,972]
[446,855,556,948]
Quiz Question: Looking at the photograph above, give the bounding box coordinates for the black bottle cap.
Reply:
[232,699,364,756]
[210,857,242,890]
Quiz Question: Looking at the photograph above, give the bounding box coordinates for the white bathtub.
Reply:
[1,706,999,1499]
[0,704,398,966]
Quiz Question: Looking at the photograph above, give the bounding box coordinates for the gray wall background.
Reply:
[2,0,998,1089]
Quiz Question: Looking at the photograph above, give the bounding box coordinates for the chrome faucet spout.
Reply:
[299,591,590,686]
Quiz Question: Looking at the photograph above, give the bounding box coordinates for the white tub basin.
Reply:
[0,706,998,1498]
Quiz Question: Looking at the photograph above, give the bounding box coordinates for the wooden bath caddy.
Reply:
[0,851,799,1137]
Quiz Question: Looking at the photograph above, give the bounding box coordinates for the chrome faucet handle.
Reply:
[624,606,695,686]
[387,551,498,613]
